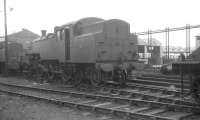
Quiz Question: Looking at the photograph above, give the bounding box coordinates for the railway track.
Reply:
[139,73,180,79]
[0,81,199,120]
[128,74,190,90]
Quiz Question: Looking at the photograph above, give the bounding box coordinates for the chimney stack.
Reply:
[41,30,47,37]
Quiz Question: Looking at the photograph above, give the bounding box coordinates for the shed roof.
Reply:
[6,29,39,43]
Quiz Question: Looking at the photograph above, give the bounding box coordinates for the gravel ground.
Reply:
[0,76,118,120]
[0,92,115,120]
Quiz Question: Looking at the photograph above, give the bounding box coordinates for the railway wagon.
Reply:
[30,17,141,85]
[0,42,24,73]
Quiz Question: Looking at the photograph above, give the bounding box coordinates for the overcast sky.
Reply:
[0,0,200,47]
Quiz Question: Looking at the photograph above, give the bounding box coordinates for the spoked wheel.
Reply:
[48,72,56,83]
[41,71,50,83]
[73,71,84,86]
[51,73,61,84]
[60,73,72,85]
[24,69,33,80]
[29,69,40,82]
[49,72,65,84]
[120,71,127,85]
[35,70,45,83]
[90,70,102,87]
[25,66,36,80]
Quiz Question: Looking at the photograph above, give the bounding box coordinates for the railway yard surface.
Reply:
[0,75,200,120]
[0,92,104,120]
[0,77,120,120]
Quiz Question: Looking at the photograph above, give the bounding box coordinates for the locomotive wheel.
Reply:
[61,73,72,85]
[24,69,32,79]
[25,67,36,80]
[90,70,102,87]
[48,72,56,83]
[120,71,127,86]
[74,71,83,86]
[41,71,50,83]
[53,72,71,85]
[50,72,63,84]
[53,73,62,84]
[35,70,44,83]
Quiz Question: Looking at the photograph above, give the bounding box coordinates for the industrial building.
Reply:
[0,29,39,52]
[136,38,162,65]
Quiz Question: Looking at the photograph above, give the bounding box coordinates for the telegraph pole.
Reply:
[4,0,8,76]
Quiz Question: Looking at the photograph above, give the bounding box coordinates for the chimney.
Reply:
[41,30,47,37]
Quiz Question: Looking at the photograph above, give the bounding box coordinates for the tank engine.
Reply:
[30,17,139,86]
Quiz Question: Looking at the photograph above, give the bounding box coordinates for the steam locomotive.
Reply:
[26,17,141,86]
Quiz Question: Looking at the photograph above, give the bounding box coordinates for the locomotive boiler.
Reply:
[30,17,139,85]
